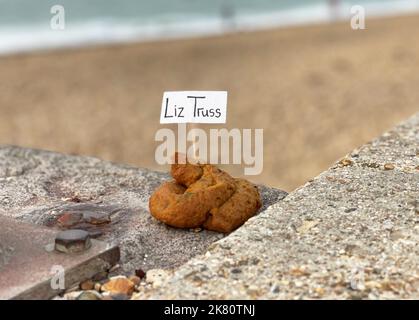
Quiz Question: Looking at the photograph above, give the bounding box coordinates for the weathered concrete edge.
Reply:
[0,142,286,276]
[138,113,419,300]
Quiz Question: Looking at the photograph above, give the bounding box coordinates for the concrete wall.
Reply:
[0,112,418,299]
[137,112,419,299]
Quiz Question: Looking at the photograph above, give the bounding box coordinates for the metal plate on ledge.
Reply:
[0,216,120,300]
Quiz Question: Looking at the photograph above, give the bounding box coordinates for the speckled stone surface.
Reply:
[135,113,419,299]
[0,146,286,274]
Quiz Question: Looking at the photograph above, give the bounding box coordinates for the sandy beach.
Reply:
[0,14,418,191]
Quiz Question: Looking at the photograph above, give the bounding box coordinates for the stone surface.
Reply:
[134,113,419,299]
[3,112,417,300]
[80,280,95,291]
[102,276,135,296]
[76,290,102,300]
[0,215,120,300]
[0,146,286,274]
[129,275,141,286]
[145,269,171,288]
[103,293,130,300]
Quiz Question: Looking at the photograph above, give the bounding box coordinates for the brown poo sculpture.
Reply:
[149,153,262,233]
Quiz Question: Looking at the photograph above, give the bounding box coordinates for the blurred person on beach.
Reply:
[329,0,341,21]
[220,3,236,31]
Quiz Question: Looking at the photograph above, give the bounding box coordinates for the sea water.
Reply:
[0,0,418,55]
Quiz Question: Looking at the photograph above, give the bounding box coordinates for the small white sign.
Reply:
[160,91,227,124]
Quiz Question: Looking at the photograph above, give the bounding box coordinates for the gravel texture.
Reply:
[1,112,417,299]
[135,113,419,299]
[0,146,286,274]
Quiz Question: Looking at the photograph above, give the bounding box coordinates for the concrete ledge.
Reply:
[0,146,285,276]
[0,113,417,299]
[137,113,419,299]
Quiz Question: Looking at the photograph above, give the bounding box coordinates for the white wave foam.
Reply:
[0,0,418,55]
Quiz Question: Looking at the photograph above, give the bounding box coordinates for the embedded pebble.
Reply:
[102,277,135,296]
[76,291,102,300]
[146,269,170,288]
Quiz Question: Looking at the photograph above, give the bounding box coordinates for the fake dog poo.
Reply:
[149,154,262,233]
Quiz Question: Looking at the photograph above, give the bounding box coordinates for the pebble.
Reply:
[390,230,404,241]
[130,292,143,300]
[344,244,365,256]
[362,162,380,168]
[102,277,135,296]
[297,220,319,234]
[109,264,120,273]
[314,287,325,296]
[135,268,146,279]
[64,291,83,300]
[146,269,170,288]
[384,163,395,170]
[129,276,141,286]
[339,159,353,167]
[108,293,129,300]
[57,212,83,228]
[83,212,111,225]
[80,279,95,291]
[76,291,102,300]
[94,282,102,292]
[289,267,310,277]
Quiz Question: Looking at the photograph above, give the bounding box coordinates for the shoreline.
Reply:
[1,13,419,190]
[2,3,419,57]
